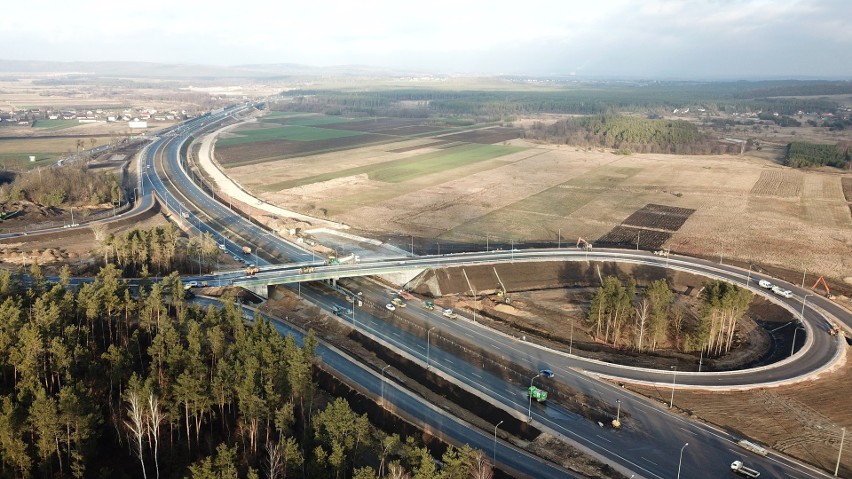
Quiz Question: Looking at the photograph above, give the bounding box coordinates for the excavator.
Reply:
[576,237,593,251]
[812,275,835,300]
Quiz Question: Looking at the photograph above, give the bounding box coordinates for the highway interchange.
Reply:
[124,105,850,478]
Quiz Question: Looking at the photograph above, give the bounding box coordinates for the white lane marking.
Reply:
[641,457,659,466]
[595,434,611,443]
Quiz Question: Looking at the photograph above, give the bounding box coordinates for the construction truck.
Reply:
[527,386,548,402]
[812,275,835,299]
[246,267,260,277]
[391,297,406,308]
[731,461,761,478]
[576,237,593,251]
[242,246,252,255]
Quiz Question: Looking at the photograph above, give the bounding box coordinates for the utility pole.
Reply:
[836,427,846,476]
[670,366,677,408]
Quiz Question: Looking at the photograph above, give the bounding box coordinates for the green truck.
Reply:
[528,386,548,402]
[424,300,435,310]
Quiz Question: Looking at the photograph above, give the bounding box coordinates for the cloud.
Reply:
[0,0,849,78]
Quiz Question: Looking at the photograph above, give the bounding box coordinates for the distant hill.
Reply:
[0,59,423,80]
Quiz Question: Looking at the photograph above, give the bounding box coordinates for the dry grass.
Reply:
[225,134,852,281]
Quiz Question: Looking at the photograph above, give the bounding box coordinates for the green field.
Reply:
[261,143,525,191]
[217,125,365,146]
[0,153,56,169]
[369,144,525,183]
[263,111,309,118]
[32,119,78,130]
[266,116,358,127]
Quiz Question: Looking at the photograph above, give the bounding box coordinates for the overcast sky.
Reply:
[1,0,850,79]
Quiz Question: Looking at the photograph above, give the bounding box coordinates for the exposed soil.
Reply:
[408,261,794,371]
[437,127,523,144]
[621,203,696,231]
[215,133,391,165]
[597,226,671,249]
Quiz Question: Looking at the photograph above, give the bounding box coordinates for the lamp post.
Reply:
[669,366,677,408]
[677,443,689,479]
[746,264,753,286]
[492,420,504,466]
[381,365,390,406]
[557,229,561,249]
[615,399,622,423]
[527,373,541,422]
[426,327,436,370]
[801,294,813,322]
[569,319,574,355]
[836,426,846,476]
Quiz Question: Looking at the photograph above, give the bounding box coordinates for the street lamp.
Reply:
[492,420,504,466]
[426,327,436,370]
[836,426,846,477]
[801,294,813,322]
[381,365,390,406]
[527,373,541,421]
[677,443,689,479]
[669,366,677,408]
[746,264,753,286]
[615,399,622,423]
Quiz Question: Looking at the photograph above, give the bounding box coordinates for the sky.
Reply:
[1,0,851,79]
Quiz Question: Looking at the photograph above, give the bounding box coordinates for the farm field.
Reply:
[0,137,111,168]
[32,119,79,130]
[217,124,366,145]
[218,115,852,283]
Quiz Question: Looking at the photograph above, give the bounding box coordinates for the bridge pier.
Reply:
[243,283,269,300]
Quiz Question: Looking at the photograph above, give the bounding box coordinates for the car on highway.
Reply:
[218,243,226,251]
[758,279,773,289]
[385,303,396,311]
[539,369,554,378]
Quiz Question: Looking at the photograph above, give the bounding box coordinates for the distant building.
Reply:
[128,120,148,129]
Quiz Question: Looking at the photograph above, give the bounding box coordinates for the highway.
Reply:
[147,107,848,479]
[193,296,582,479]
[232,249,847,389]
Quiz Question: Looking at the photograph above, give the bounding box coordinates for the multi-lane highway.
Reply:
[145,107,849,479]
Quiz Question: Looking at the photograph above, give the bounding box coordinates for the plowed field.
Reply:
[621,203,696,231]
[437,126,523,144]
[597,226,671,249]
[843,177,852,202]
[750,169,803,197]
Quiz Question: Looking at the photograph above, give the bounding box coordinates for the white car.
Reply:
[779,289,793,299]
[758,279,773,289]
[385,303,396,311]
[218,244,226,251]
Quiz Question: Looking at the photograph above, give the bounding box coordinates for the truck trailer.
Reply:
[731,461,760,477]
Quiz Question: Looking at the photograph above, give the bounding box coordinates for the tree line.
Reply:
[586,277,752,355]
[101,226,222,277]
[785,141,851,169]
[525,114,745,155]
[0,164,122,208]
[0,259,494,479]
